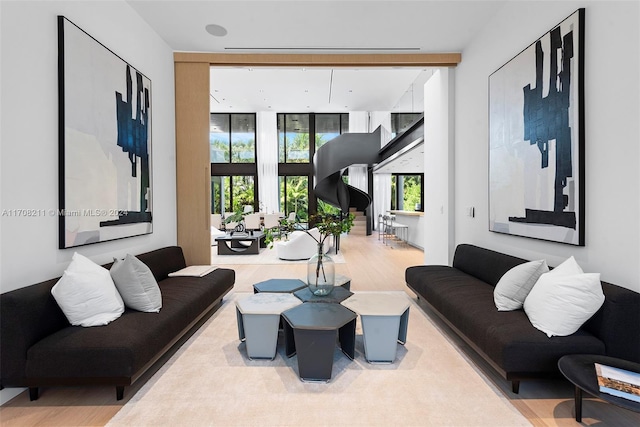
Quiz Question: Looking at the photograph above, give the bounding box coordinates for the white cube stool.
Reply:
[236,293,302,359]
[341,292,410,363]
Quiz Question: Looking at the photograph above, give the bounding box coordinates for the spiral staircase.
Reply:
[313,127,384,235]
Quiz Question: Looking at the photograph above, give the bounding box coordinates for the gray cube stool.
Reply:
[236,293,302,359]
[341,292,410,363]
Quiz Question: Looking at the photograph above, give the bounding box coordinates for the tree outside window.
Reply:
[279,114,309,163]
[210,113,256,164]
[211,175,255,214]
[391,174,423,212]
[279,175,309,222]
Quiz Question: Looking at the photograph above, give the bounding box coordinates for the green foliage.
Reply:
[317,200,340,215]
[224,208,246,224]
[263,212,354,248]
[403,175,421,211]
[280,176,308,221]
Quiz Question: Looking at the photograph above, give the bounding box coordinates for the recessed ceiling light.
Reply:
[205,24,228,37]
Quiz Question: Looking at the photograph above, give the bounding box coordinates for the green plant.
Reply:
[264,212,354,248]
[224,208,247,225]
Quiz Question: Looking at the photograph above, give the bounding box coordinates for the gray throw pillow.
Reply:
[493,259,549,311]
[110,254,162,313]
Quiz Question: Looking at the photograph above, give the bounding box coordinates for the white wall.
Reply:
[0,0,177,295]
[455,1,639,291]
[424,68,455,265]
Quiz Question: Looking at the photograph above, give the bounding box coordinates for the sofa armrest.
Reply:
[583,281,640,363]
[452,244,528,287]
[1,278,70,385]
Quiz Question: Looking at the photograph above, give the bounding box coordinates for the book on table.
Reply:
[595,363,640,403]
[168,265,217,277]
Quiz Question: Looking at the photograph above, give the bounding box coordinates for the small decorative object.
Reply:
[307,243,335,296]
[265,213,354,296]
[489,9,585,246]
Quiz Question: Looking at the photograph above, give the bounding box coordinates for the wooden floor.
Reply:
[1,234,638,426]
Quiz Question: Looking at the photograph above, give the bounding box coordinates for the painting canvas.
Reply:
[489,9,585,246]
[58,16,152,248]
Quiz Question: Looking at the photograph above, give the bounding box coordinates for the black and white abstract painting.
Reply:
[489,9,585,246]
[58,16,152,249]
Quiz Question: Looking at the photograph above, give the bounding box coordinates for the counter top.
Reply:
[388,210,424,216]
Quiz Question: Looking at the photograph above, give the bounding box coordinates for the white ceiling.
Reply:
[127,0,505,112]
[127,0,505,171]
[127,1,504,54]
[209,67,432,113]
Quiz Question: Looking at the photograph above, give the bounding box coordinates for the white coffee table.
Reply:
[341,292,410,363]
[236,293,302,359]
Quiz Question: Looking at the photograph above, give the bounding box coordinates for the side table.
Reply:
[236,293,302,359]
[341,292,410,363]
[282,303,356,382]
[558,354,640,422]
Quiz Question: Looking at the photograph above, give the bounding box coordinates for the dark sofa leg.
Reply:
[116,386,124,401]
[29,387,39,401]
[511,381,520,394]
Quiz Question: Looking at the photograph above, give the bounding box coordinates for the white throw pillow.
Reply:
[51,253,125,327]
[494,260,549,311]
[549,255,584,276]
[523,258,604,337]
[110,254,162,313]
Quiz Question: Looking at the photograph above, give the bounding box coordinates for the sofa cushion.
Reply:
[524,270,605,337]
[110,254,162,313]
[494,259,548,311]
[51,253,124,327]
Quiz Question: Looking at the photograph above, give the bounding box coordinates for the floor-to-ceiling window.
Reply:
[210,113,257,214]
[278,113,349,220]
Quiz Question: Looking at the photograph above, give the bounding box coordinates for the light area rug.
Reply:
[211,245,345,265]
[107,292,530,427]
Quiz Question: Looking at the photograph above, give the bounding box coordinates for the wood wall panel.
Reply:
[174,52,461,67]
[174,62,211,265]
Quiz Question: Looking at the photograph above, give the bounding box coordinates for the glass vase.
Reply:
[307,243,335,296]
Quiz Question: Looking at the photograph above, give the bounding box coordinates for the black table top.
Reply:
[282,303,356,330]
[216,231,264,241]
[253,278,307,293]
[558,354,640,413]
[294,286,353,304]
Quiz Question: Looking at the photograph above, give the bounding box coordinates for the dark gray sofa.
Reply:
[0,246,234,401]
[405,244,640,393]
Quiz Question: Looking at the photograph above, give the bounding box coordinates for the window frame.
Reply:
[210,112,257,164]
[391,173,424,212]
